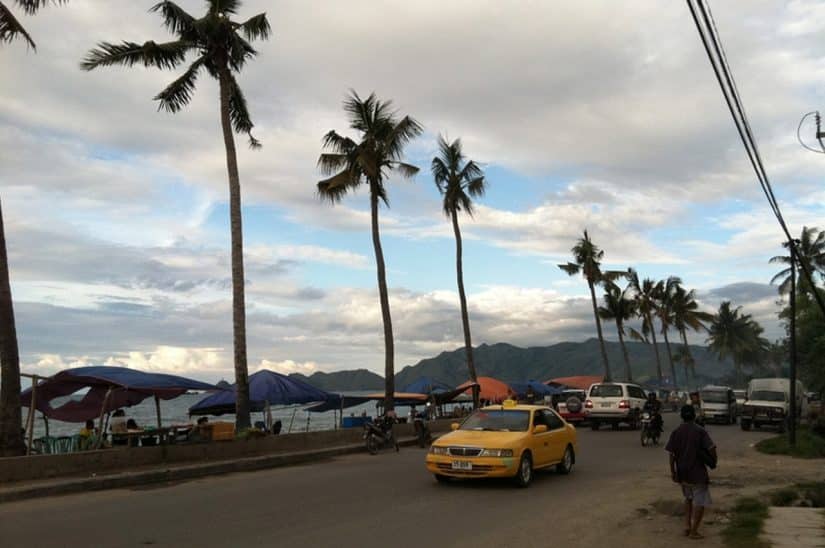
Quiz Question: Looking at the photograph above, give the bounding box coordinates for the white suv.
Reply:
[585,382,647,430]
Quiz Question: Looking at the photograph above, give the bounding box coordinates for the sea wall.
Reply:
[0,419,456,484]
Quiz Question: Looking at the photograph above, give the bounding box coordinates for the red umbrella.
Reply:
[458,376,512,404]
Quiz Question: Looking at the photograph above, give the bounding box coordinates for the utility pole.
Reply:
[788,243,797,446]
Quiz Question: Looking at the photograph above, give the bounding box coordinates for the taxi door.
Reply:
[530,410,554,466]
[544,410,568,463]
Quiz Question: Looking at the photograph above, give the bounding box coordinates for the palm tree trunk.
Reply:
[451,209,478,408]
[588,280,612,382]
[680,329,696,388]
[0,198,24,456]
[648,313,663,385]
[370,187,395,411]
[218,66,250,430]
[616,321,632,382]
[662,327,677,388]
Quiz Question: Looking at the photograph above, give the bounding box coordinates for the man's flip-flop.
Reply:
[689,532,704,539]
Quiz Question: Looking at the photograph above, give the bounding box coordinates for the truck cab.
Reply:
[741,378,807,433]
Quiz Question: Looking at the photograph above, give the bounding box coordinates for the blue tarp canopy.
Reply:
[400,377,453,394]
[20,366,218,423]
[189,369,333,416]
[508,380,564,399]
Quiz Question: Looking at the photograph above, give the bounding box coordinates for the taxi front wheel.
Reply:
[513,452,533,488]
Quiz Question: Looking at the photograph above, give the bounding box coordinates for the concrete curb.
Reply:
[0,436,425,504]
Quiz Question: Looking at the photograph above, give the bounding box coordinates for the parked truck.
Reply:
[740,378,807,432]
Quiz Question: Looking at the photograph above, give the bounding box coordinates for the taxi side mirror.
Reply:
[451,422,460,431]
[533,424,548,434]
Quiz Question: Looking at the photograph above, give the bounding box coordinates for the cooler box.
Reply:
[210,422,235,441]
[342,416,371,428]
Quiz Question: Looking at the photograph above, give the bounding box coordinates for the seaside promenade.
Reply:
[3,423,820,547]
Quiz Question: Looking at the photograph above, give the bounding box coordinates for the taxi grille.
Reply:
[448,447,482,457]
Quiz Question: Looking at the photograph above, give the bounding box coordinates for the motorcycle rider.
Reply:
[643,392,664,435]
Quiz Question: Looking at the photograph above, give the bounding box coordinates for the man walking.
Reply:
[666,404,717,539]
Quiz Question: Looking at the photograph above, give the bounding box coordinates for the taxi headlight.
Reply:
[479,449,514,457]
[430,446,449,455]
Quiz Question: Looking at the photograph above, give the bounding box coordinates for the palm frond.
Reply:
[317,170,359,203]
[628,328,648,344]
[14,0,66,16]
[431,156,449,191]
[321,131,356,155]
[236,12,270,41]
[393,161,419,179]
[466,176,486,198]
[0,2,35,49]
[153,56,204,112]
[386,115,423,159]
[458,159,483,182]
[227,73,260,148]
[226,31,256,72]
[558,263,580,276]
[81,40,191,71]
[317,153,348,176]
[149,1,195,35]
[206,0,239,16]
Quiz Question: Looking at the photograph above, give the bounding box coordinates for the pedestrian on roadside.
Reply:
[666,404,717,540]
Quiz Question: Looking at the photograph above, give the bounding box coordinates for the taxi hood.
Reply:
[434,429,527,448]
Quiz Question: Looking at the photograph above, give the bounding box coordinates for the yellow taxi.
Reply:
[425,400,578,487]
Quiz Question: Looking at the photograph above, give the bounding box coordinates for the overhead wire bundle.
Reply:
[686,0,825,317]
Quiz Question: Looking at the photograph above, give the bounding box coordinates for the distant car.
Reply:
[699,386,738,425]
[741,378,807,432]
[425,401,578,487]
[584,382,647,430]
[805,392,822,415]
[556,389,587,424]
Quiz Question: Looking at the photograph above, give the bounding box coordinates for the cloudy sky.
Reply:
[2,0,823,381]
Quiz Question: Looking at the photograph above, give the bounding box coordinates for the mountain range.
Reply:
[290,339,734,391]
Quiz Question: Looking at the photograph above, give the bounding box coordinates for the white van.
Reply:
[699,385,738,425]
[741,378,807,432]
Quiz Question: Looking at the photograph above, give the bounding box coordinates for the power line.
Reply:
[687,0,825,317]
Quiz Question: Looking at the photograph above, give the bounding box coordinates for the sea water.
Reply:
[24,393,426,439]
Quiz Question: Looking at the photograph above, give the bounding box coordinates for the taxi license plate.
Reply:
[451,460,472,470]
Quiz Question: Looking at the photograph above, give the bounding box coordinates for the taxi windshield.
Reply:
[460,410,530,432]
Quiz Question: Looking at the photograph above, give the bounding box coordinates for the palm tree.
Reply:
[0,0,66,49]
[654,276,682,388]
[670,285,713,387]
[706,301,769,386]
[317,91,422,411]
[627,269,664,386]
[432,136,486,408]
[770,226,825,295]
[598,281,636,382]
[1,0,68,456]
[671,345,692,390]
[82,1,270,430]
[558,231,621,382]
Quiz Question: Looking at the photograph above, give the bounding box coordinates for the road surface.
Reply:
[0,420,769,548]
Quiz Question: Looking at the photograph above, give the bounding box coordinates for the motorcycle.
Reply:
[640,412,662,446]
[413,412,432,448]
[364,415,399,455]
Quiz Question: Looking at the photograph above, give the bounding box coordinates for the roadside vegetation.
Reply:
[722,497,769,548]
[756,425,825,458]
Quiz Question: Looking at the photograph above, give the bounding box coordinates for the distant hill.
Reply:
[293,339,735,391]
[290,369,384,392]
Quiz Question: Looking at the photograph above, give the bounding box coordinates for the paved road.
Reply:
[0,420,767,548]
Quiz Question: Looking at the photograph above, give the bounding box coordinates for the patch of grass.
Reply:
[722,497,770,548]
[769,487,798,507]
[755,426,825,458]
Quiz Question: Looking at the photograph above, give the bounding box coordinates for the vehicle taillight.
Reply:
[618,400,630,409]
[585,399,593,409]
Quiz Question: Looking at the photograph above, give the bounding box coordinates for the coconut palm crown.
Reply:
[598,280,637,382]
[317,91,422,411]
[0,0,66,49]
[627,269,665,386]
[432,135,486,407]
[706,301,769,385]
[670,285,713,387]
[770,226,825,295]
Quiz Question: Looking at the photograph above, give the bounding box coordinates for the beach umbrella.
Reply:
[189,370,332,416]
[400,377,453,394]
[508,380,563,399]
[457,376,511,404]
[545,375,604,391]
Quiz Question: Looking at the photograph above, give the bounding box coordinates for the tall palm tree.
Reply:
[317,91,422,411]
[598,280,636,382]
[432,136,486,408]
[558,231,621,382]
[82,1,270,430]
[0,0,66,49]
[654,276,682,388]
[670,285,713,387]
[671,345,692,390]
[1,0,68,456]
[706,301,769,386]
[770,226,825,295]
[627,269,664,386]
